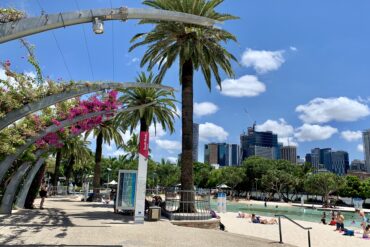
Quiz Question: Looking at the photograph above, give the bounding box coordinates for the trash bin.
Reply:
[148,206,161,221]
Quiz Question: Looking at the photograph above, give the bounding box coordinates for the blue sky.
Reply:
[1,0,370,163]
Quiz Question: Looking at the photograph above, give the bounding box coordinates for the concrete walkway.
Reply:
[0,197,293,247]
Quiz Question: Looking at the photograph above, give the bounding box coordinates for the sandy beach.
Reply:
[220,212,370,247]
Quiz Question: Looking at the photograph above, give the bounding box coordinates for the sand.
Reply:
[220,212,370,247]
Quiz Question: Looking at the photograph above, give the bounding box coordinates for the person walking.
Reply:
[39,180,48,209]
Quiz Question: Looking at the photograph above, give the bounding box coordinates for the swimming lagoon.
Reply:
[211,200,365,228]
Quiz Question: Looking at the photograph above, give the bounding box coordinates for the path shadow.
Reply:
[0,208,73,245]
[69,211,134,224]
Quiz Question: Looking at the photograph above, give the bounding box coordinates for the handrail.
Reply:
[275,214,312,230]
[275,214,312,247]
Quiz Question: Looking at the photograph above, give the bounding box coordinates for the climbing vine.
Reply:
[0,8,26,23]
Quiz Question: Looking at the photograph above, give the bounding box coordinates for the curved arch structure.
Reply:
[15,156,46,209]
[0,7,216,44]
[0,82,172,131]
[0,162,31,214]
[0,102,155,184]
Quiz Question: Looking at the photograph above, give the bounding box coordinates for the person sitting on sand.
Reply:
[210,210,221,219]
[237,211,245,218]
[251,214,260,223]
[329,217,336,226]
[237,211,251,218]
[363,225,370,239]
[251,214,277,225]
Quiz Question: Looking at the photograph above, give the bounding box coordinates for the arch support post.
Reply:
[15,152,47,209]
[0,162,31,214]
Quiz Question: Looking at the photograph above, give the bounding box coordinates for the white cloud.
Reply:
[85,132,95,143]
[24,71,36,78]
[294,124,338,142]
[165,157,178,163]
[104,144,114,152]
[341,130,362,142]
[290,46,298,51]
[112,150,126,157]
[194,102,219,117]
[199,122,228,142]
[155,139,181,151]
[0,68,6,80]
[149,124,166,140]
[358,144,364,153]
[241,48,285,73]
[218,75,266,97]
[256,119,297,146]
[296,97,370,124]
[131,57,139,63]
[278,137,298,147]
[256,119,294,138]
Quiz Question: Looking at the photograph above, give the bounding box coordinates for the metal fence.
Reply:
[162,188,211,221]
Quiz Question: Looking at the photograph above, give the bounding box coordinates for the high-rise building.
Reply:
[204,143,218,165]
[280,146,297,164]
[240,124,279,161]
[204,143,240,166]
[306,147,349,175]
[218,143,228,166]
[305,153,312,163]
[193,123,199,162]
[363,130,370,173]
[351,159,366,171]
[330,151,349,176]
[226,144,240,166]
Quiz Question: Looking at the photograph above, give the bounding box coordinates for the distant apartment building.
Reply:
[331,151,349,176]
[240,124,279,161]
[350,159,366,172]
[280,146,297,164]
[204,143,240,166]
[227,144,240,166]
[306,148,349,175]
[363,130,370,173]
[193,123,199,162]
[204,143,218,165]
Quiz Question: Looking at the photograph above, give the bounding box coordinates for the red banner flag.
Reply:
[139,131,149,159]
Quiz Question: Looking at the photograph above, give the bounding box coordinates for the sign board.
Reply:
[134,131,149,223]
[116,170,137,210]
[217,192,226,213]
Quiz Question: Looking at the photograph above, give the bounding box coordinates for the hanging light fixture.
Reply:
[93,17,104,34]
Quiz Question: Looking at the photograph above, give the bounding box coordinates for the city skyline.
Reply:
[1,0,370,163]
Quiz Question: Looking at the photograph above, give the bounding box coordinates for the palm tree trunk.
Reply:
[179,59,196,213]
[52,150,62,186]
[93,131,103,198]
[65,155,75,194]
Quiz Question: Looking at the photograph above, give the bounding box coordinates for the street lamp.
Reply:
[92,17,104,34]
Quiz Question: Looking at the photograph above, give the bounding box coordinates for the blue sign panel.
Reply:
[116,170,137,210]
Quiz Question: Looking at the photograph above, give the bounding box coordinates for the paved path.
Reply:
[0,197,293,247]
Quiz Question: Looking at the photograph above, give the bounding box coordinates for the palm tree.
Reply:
[85,120,124,196]
[130,0,237,211]
[118,133,139,161]
[63,136,91,193]
[116,72,177,135]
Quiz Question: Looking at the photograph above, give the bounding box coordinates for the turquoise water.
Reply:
[211,200,363,228]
